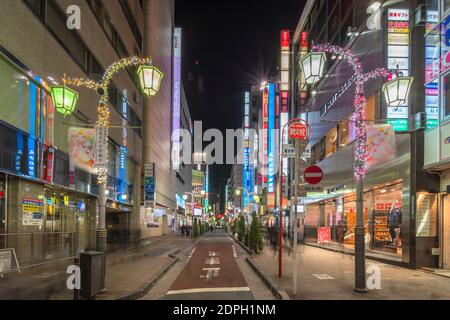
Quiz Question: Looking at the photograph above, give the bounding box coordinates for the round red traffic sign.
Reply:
[288,122,308,140]
[304,166,323,185]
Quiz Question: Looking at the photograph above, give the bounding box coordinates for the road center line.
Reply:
[167,287,251,295]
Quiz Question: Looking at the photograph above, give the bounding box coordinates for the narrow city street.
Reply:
[141,232,274,300]
[0,235,194,300]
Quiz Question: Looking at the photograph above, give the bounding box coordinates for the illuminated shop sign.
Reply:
[425,82,439,128]
[172,28,182,171]
[267,83,276,193]
[388,9,409,21]
[386,8,410,132]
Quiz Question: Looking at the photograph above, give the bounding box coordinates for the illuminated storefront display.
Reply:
[386,8,410,132]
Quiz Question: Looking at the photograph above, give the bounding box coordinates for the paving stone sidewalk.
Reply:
[250,244,450,300]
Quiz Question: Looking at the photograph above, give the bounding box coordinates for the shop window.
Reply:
[443,72,450,118]
[325,127,338,157]
[416,193,438,237]
[338,120,349,148]
[54,150,69,187]
[366,95,376,124]
[328,4,340,43]
[0,57,34,134]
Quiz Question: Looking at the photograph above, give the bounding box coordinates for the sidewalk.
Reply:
[250,243,450,300]
[0,235,195,300]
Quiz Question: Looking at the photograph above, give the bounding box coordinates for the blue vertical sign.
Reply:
[28,78,38,178]
[267,83,276,193]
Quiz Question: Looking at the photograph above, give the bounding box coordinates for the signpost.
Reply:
[282,144,296,158]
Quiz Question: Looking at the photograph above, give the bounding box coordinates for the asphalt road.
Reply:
[164,232,254,300]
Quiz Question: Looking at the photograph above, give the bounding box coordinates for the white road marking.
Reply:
[200,267,220,280]
[167,287,251,295]
[312,273,335,280]
[188,248,196,258]
[205,257,220,265]
[232,245,238,258]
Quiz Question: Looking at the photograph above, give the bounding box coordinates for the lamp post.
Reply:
[51,57,163,292]
[278,118,310,279]
[300,44,413,292]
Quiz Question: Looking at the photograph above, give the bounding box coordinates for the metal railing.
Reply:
[0,232,79,272]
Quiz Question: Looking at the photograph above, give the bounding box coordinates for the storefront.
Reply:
[0,173,96,267]
[423,2,450,270]
[305,181,404,260]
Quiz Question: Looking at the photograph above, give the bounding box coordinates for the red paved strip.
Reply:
[170,241,247,291]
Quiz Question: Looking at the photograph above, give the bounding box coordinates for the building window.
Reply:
[443,72,450,118]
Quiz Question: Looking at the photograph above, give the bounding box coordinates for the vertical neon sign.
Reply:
[268,83,276,193]
[172,28,182,171]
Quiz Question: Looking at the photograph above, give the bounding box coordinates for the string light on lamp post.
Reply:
[50,56,163,293]
[302,43,413,292]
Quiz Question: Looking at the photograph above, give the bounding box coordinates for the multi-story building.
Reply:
[0,0,175,269]
[290,0,440,268]
[422,0,450,270]
[173,86,193,229]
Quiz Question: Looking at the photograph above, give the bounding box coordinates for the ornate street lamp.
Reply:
[50,85,79,117]
[137,65,164,96]
[299,52,327,85]
[52,57,162,294]
[302,43,413,293]
[234,189,242,197]
[382,76,414,108]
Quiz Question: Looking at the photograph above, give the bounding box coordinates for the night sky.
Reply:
[175,0,306,195]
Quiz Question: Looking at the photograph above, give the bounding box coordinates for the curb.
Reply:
[303,243,407,268]
[229,234,254,256]
[114,236,204,300]
[116,256,180,300]
[245,257,289,300]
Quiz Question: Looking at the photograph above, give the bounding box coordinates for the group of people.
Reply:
[179,225,192,237]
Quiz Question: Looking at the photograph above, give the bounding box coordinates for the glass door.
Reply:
[443,195,450,269]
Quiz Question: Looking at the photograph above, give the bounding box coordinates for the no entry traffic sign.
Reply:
[304,166,323,185]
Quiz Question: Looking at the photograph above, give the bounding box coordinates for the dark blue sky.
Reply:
[175,0,306,194]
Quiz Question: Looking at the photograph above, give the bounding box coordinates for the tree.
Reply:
[249,212,264,253]
[237,215,246,242]
[193,219,199,238]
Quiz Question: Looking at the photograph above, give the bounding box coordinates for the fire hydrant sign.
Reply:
[304,165,324,185]
[288,122,308,140]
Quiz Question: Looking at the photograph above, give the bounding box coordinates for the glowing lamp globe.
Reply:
[300,52,327,85]
[137,65,164,96]
[235,189,242,197]
[382,77,414,108]
[51,86,79,117]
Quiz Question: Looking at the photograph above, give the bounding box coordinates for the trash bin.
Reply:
[80,251,103,299]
